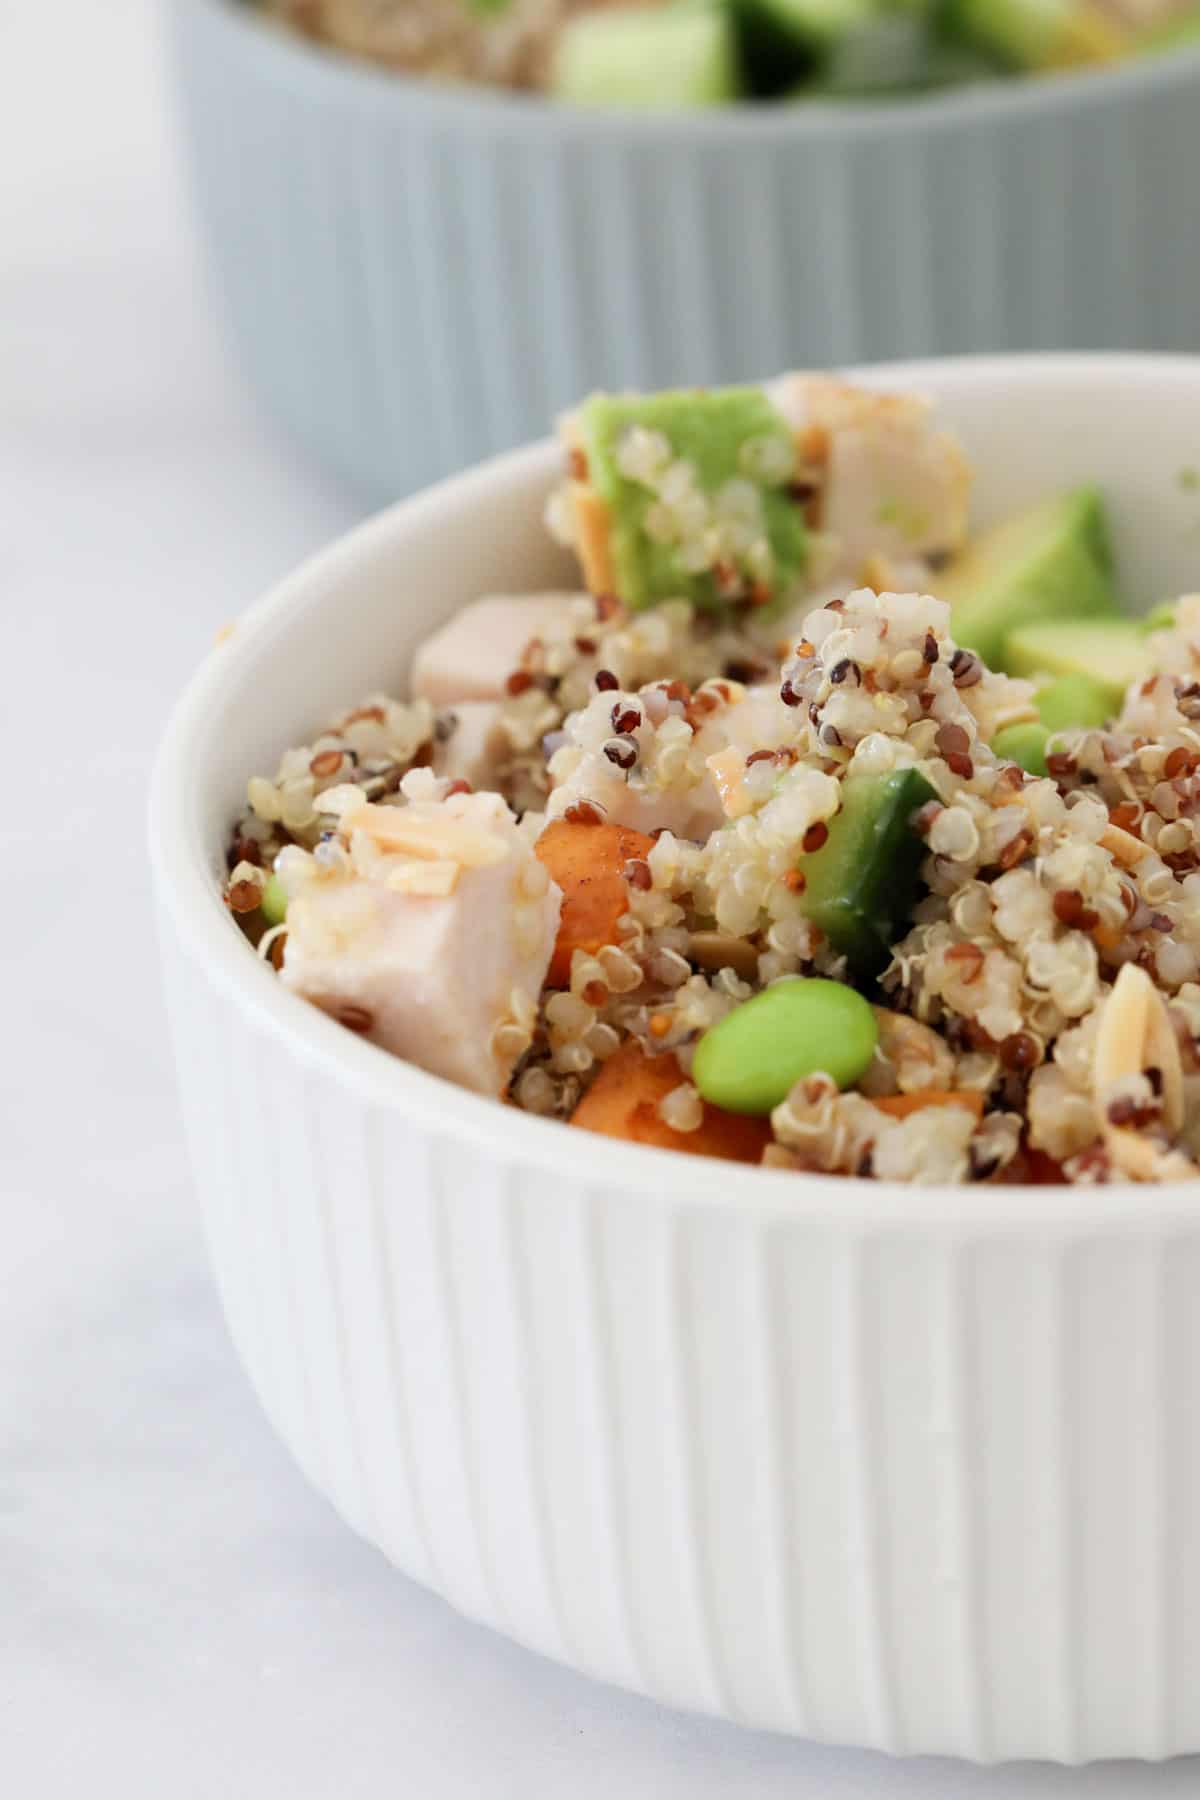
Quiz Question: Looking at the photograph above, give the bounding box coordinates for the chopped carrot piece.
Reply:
[536,819,656,988]
[871,1090,984,1123]
[571,1042,771,1165]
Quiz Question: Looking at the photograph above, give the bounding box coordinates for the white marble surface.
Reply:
[6,2,1200,1792]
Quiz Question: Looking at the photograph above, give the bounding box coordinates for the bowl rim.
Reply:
[183,0,1200,142]
[150,351,1200,1228]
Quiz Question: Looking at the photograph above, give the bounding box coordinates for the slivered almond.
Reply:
[384,860,460,897]
[570,481,616,598]
[1100,823,1150,868]
[1093,963,1193,1180]
[705,746,754,820]
[347,803,509,867]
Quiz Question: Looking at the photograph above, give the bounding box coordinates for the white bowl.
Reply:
[151,355,1200,1763]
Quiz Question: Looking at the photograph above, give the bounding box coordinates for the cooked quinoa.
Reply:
[223,374,1200,1187]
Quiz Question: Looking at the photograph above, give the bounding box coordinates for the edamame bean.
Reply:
[261,874,288,926]
[991,722,1049,779]
[692,978,878,1116]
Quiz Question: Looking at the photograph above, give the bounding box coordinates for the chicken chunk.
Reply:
[432,700,509,791]
[279,790,561,1096]
[411,593,586,705]
[767,374,971,583]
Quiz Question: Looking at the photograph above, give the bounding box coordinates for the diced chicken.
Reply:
[432,700,509,791]
[767,374,971,583]
[546,682,799,842]
[280,791,561,1096]
[411,593,586,705]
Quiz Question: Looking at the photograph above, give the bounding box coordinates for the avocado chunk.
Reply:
[946,0,1125,68]
[1004,618,1151,713]
[1138,5,1200,55]
[551,7,742,109]
[935,486,1120,671]
[1034,671,1113,731]
[991,721,1050,777]
[1142,600,1178,633]
[575,387,807,614]
[797,767,936,975]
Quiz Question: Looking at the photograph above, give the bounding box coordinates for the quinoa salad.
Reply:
[260,0,1200,110]
[223,373,1200,1187]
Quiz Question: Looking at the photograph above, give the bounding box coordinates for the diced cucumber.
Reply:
[935,487,1121,672]
[797,767,936,975]
[1004,618,1151,713]
[551,7,742,109]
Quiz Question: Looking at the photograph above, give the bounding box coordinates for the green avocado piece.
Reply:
[946,0,1124,68]
[1004,618,1151,713]
[551,7,742,109]
[1138,5,1200,54]
[576,387,807,614]
[991,721,1050,777]
[935,487,1120,672]
[1034,671,1113,731]
[1142,600,1178,633]
[797,767,937,976]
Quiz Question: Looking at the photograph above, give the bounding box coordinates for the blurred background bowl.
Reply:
[170,0,1200,503]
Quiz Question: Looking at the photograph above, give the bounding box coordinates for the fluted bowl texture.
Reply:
[169,0,1200,501]
[152,356,1200,1762]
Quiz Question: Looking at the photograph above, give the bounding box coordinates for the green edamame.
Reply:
[692,978,878,1116]
[261,874,288,926]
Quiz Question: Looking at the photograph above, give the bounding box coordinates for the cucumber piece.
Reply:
[1034,672,1113,731]
[1004,618,1151,713]
[935,487,1121,672]
[797,767,937,975]
[575,386,807,613]
[551,7,742,109]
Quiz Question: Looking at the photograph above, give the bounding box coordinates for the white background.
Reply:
[4,2,1200,1792]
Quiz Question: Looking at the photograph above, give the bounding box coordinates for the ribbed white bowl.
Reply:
[151,357,1200,1761]
[168,0,1200,503]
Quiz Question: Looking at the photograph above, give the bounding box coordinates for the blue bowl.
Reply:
[170,0,1200,501]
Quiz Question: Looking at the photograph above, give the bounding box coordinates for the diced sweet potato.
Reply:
[571,1042,771,1164]
[535,819,656,988]
[871,1090,983,1123]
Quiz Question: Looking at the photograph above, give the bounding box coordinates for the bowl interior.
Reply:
[154,354,1200,1212]
[189,355,1200,851]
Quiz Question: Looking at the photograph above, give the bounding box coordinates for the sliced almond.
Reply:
[347,803,509,867]
[1093,963,1193,1180]
[570,481,616,597]
[705,746,754,820]
[384,860,460,897]
[1100,823,1150,868]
